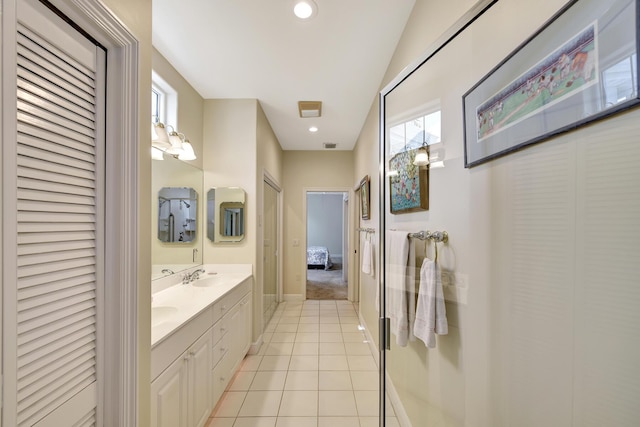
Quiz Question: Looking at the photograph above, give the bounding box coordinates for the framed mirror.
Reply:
[207,187,246,243]
[152,151,203,279]
[157,187,198,242]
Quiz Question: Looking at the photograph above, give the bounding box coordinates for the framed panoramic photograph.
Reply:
[463,0,640,167]
[359,175,370,220]
[389,148,429,214]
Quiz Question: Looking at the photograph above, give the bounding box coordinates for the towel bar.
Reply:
[409,230,448,243]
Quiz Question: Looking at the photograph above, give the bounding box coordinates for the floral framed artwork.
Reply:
[389,148,429,214]
[463,0,640,167]
[359,175,370,220]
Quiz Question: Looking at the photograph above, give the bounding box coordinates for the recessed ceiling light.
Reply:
[293,0,317,20]
[309,126,318,132]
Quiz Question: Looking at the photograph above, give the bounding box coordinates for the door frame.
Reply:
[2,0,141,424]
[302,187,354,301]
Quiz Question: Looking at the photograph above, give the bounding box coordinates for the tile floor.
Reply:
[205,300,400,427]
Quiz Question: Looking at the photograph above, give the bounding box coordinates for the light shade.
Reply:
[178,140,197,161]
[413,147,430,166]
[166,130,184,155]
[151,122,171,150]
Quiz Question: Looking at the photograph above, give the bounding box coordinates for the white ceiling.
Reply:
[152,0,415,151]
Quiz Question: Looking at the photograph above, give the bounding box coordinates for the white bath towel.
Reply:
[362,239,372,275]
[368,239,375,278]
[414,257,448,349]
[386,230,416,347]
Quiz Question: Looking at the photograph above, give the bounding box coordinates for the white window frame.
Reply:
[152,70,178,128]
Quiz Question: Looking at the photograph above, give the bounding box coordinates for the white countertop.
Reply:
[151,264,252,347]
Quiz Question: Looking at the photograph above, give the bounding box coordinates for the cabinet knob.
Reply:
[183,356,190,362]
[189,350,195,356]
[220,327,226,333]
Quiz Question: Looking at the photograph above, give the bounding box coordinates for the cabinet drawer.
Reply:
[212,315,228,345]
[212,335,228,369]
[212,278,252,323]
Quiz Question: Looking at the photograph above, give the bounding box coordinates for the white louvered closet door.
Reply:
[3,0,105,425]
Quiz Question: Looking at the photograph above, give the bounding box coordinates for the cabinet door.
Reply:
[151,354,189,427]
[188,332,213,427]
[239,293,252,356]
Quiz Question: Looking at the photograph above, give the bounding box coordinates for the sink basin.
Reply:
[152,306,178,326]
[191,275,222,287]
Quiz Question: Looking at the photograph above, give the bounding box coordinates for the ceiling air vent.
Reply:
[298,101,322,118]
[323,143,337,149]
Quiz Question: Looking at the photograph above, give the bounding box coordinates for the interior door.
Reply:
[2,0,106,425]
[262,180,279,327]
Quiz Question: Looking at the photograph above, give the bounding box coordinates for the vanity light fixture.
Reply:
[178,139,197,161]
[151,119,197,160]
[152,121,171,150]
[293,0,317,20]
[413,145,430,166]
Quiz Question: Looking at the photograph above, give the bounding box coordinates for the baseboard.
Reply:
[283,294,304,302]
[358,311,413,427]
[248,334,263,355]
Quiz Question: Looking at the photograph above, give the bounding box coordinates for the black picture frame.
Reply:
[463,0,640,167]
[359,175,370,220]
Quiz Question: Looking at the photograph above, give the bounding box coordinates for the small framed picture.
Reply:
[389,148,429,214]
[359,175,370,220]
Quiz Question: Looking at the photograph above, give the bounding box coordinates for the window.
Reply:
[151,70,178,126]
[389,110,441,156]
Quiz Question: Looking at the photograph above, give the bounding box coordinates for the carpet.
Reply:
[306,264,347,300]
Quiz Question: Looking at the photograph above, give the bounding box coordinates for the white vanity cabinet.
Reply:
[210,284,252,404]
[150,330,211,427]
[151,274,252,427]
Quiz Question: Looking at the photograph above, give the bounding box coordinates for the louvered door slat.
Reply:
[19,152,95,177]
[18,240,96,256]
[17,68,95,112]
[19,132,96,162]
[18,366,95,425]
[17,51,95,102]
[17,112,94,146]
[17,31,95,88]
[18,222,96,234]
[18,178,95,197]
[18,256,96,279]
[18,315,95,360]
[17,101,95,138]
[7,3,103,424]
[18,200,96,215]
[18,191,96,208]
[18,231,96,245]
[19,343,95,387]
[18,79,95,122]
[18,89,95,129]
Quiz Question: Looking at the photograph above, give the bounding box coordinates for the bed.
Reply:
[307,246,333,270]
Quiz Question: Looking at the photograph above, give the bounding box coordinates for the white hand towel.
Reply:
[367,239,375,278]
[386,230,416,347]
[362,240,372,275]
[414,257,448,348]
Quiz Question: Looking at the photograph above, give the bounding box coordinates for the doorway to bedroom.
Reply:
[306,191,349,300]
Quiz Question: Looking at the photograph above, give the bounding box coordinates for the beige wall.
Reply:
[151,49,204,270]
[356,0,640,426]
[282,151,354,298]
[202,99,257,265]
[203,99,284,342]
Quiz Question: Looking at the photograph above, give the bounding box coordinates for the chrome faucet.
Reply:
[182,268,205,284]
